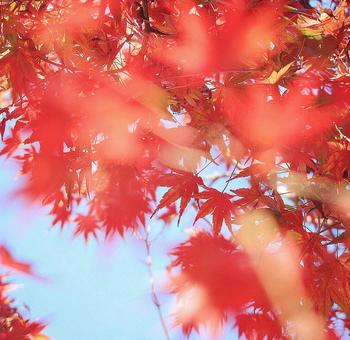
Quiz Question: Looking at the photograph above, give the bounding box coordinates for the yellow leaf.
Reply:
[9,2,17,12]
[297,15,320,27]
[261,62,294,84]
[33,335,50,340]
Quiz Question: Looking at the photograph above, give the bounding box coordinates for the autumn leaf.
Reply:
[74,214,100,242]
[0,131,21,159]
[169,232,272,335]
[158,204,177,224]
[152,171,204,225]
[194,188,235,234]
[0,245,35,277]
[261,62,294,84]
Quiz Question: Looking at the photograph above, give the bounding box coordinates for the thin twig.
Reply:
[222,163,238,193]
[196,153,222,175]
[144,226,171,340]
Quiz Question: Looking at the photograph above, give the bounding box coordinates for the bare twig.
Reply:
[196,153,222,175]
[143,226,171,340]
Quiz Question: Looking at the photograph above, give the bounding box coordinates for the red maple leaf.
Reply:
[0,245,35,277]
[152,170,204,225]
[194,188,235,234]
[74,214,100,242]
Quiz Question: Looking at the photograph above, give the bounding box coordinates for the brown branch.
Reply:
[140,0,170,36]
[141,0,151,32]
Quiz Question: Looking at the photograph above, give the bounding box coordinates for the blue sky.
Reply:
[0,159,174,339]
[0,159,238,340]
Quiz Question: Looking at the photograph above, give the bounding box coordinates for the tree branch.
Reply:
[141,0,151,32]
[143,226,171,340]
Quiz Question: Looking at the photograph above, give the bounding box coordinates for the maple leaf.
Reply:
[0,131,21,159]
[236,311,283,340]
[74,214,100,242]
[232,186,282,217]
[0,245,35,277]
[45,191,71,229]
[157,204,177,224]
[152,171,204,225]
[261,62,294,84]
[311,254,350,316]
[296,0,350,45]
[194,188,235,234]
[1,317,47,340]
[169,232,271,335]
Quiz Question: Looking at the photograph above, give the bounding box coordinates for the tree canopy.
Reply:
[1,0,350,338]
